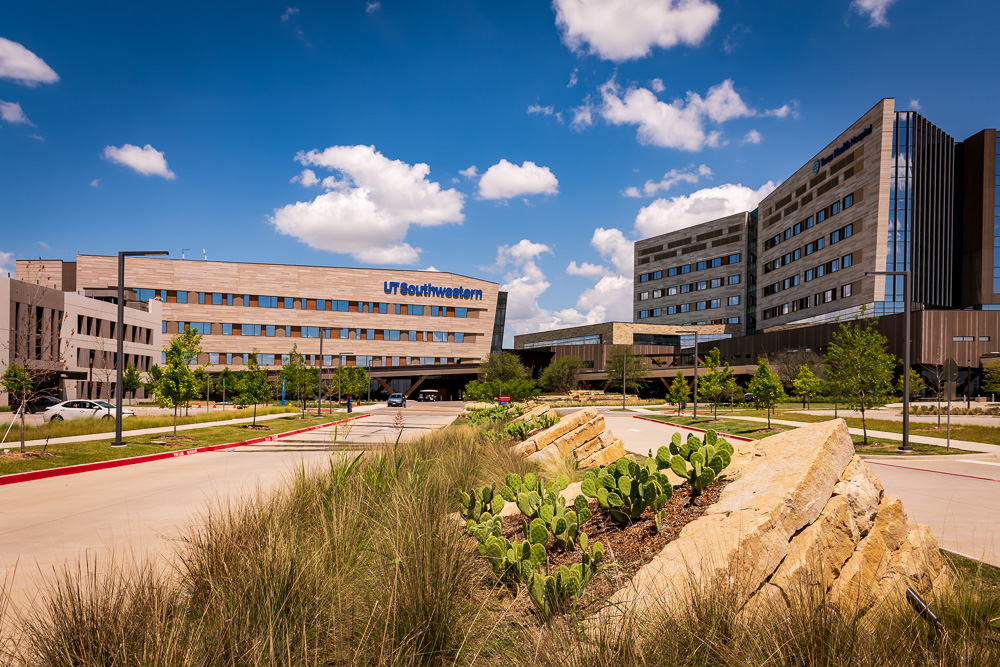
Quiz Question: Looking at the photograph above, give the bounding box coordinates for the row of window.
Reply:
[638,253,741,283]
[75,315,153,345]
[761,283,853,321]
[171,321,466,343]
[763,254,854,297]
[135,289,468,318]
[952,336,991,342]
[178,353,465,368]
[637,274,741,300]
[763,223,853,277]
[763,193,855,251]
[638,295,740,318]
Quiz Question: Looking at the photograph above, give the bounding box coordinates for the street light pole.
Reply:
[318,329,324,416]
[678,330,699,418]
[867,270,912,452]
[112,250,168,448]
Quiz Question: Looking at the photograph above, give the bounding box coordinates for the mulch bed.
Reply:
[474,477,730,624]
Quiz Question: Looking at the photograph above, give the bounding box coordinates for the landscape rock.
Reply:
[513,407,625,470]
[832,455,884,537]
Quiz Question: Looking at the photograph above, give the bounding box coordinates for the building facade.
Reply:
[1,275,162,405]
[16,256,505,398]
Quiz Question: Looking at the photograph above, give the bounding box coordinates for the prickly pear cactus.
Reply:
[580,454,673,527]
[660,429,734,496]
[458,483,506,521]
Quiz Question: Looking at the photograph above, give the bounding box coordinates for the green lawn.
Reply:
[0,414,345,477]
[641,415,975,454]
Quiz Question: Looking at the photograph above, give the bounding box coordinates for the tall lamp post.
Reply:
[867,270,912,452]
[678,330,700,418]
[113,250,169,448]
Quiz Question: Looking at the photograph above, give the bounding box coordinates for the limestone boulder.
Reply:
[832,455,884,537]
[579,439,627,468]
[515,408,597,457]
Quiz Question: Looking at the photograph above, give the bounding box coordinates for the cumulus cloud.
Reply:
[570,100,595,131]
[623,163,712,197]
[281,6,299,21]
[458,165,479,180]
[478,159,559,201]
[650,78,665,93]
[527,104,555,116]
[0,37,59,86]
[0,100,32,124]
[290,168,320,186]
[740,129,762,145]
[634,181,776,237]
[567,68,579,88]
[553,0,720,62]
[723,23,750,54]
[90,178,100,188]
[269,145,464,265]
[908,98,921,111]
[566,261,613,278]
[600,78,757,151]
[0,250,14,277]
[102,144,176,179]
[851,0,896,27]
[366,1,381,13]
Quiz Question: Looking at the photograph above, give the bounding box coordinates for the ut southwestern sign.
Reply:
[384,281,483,300]
[817,124,873,168]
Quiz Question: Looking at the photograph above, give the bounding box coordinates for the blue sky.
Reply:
[1,1,998,343]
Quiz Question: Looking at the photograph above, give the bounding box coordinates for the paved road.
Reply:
[0,403,461,624]
[602,411,1000,567]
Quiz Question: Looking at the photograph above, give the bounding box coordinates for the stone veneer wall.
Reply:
[592,419,949,629]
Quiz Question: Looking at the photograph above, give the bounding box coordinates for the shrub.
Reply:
[581,456,673,528]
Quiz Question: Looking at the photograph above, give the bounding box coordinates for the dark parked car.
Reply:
[744,393,755,403]
[387,393,406,407]
[25,395,61,414]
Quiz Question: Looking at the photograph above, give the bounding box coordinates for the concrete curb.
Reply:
[0,414,371,487]
[866,459,1000,484]
[631,415,757,443]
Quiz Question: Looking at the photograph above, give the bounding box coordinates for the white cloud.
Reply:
[908,98,921,111]
[366,1,381,13]
[459,165,479,180]
[650,78,665,93]
[635,181,776,237]
[478,159,559,201]
[527,104,555,116]
[600,78,758,151]
[566,261,613,278]
[0,100,31,124]
[290,168,320,186]
[38,241,49,250]
[0,37,59,86]
[570,100,595,131]
[764,103,794,118]
[723,23,750,54]
[553,0,720,62]
[740,129,762,145]
[90,178,100,188]
[102,144,176,179]
[590,226,634,275]
[269,145,464,265]
[0,250,14,277]
[624,163,712,197]
[424,265,440,272]
[567,68,579,88]
[851,0,896,27]
[281,6,299,21]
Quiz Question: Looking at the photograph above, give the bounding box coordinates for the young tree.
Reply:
[478,351,531,384]
[748,357,785,428]
[279,345,315,415]
[603,345,648,396]
[122,363,142,405]
[218,367,236,405]
[233,351,273,426]
[150,334,201,435]
[1,363,33,453]
[697,347,737,419]
[144,364,162,402]
[538,355,585,394]
[337,365,369,403]
[668,369,690,414]
[896,368,925,401]
[176,326,205,416]
[981,360,1000,399]
[825,310,898,445]
[771,348,826,393]
[793,365,823,409]
[464,351,535,400]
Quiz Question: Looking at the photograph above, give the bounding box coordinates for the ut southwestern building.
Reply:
[517,99,1000,395]
[14,256,508,401]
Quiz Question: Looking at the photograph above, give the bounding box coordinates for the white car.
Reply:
[43,400,136,422]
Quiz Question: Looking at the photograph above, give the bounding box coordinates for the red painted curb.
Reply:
[0,414,371,487]
[632,415,756,443]
[867,460,1000,484]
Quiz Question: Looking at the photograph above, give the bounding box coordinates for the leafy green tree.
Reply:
[233,351,273,426]
[336,365,369,403]
[1,363,33,453]
[793,365,823,409]
[465,351,536,401]
[983,361,1000,398]
[279,345,316,415]
[748,357,786,428]
[603,345,648,396]
[825,309,898,445]
[896,368,925,401]
[771,348,826,394]
[144,364,162,401]
[697,348,737,419]
[478,351,530,384]
[122,363,142,405]
[218,367,236,404]
[150,333,202,434]
[668,369,690,414]
[538,356,585,394]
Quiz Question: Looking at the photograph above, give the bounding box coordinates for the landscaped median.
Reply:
[0,413,370,483]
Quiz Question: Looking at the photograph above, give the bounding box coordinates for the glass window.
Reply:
[136,288,156,302]
[844,224,853,238]
[432,305,441,315]
[818,209,827,223]
[638,310,649,319]
[710,278,722,288]
[454,332,465,343]
[711,257,722,268]
[316,299,326,311]
[667,306,677,314]
[793,249,801,261]
[283,296,293,309]
[198,292,205,305]
[728,274,740,285]
[640,273,649,282]
[710,299,721,309]
[209,352,220,365]
[639,291,649,300]
[842,284,852,298]
[805,216,814,229]
[817,265,826,278]
[259,354,275,365]
[409,330,417,341]
[650,308,661,316]
[831,230,840,244]
[680,264,691,274]
[363,329,373,340]
[266,325,275,337]
[340,328,349,339]
[227,293,233,306]
[162,321,167,334]
[680,304,690,312]
[226,353,232,365]
[696,301,707,311]
[696,260,708,271]
[652,270,662,280]
[222,323,232,335]
[301,327,319,338]
[407,304,424,316]
[783,253,792,265]
[817,237,825,250]
[176,291,188,304]
[241,324,260,336]
[842,253,853,268]
[696,281,707,291]
[805,269,814,282]
[843,193,854,209]
[652,289,663,298]
[728,295,740,306]
[680,284,691,293]
[794,223,802,235]
[729,253,741,263]
[667,267,678,277]
[830,201,840,216]
[783,229,792,241]
[386,330,401,341]
[806,242,815,256]
[454,306,466,317]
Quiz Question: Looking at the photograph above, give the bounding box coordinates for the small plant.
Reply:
[466,404,525,426]
[477,518,549,584]
[663,430,733,497]
[465,511,504,544]
[527,532,605,622]
[538,494,592,550]
[534,413,559,429]
[458,483,506,522]
[581,456,673,526]
[499,472,569,520]
[503,420,534,440]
